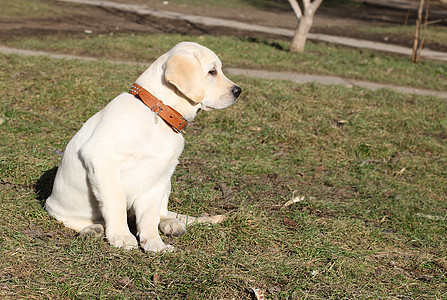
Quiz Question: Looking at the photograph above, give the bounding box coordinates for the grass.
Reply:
[0,0,447,298]
[1,0,446,92]
[4,32,447,92]
[358,24,447,48]
[1,51,446,298]
[0,0,68,19]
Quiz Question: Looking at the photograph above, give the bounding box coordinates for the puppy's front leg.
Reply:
[134,185,174,253]
[82,154,137,249]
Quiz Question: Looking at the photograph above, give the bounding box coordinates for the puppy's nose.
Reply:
[232,85,242,98]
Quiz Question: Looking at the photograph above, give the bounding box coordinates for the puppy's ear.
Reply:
[164,52,206,103]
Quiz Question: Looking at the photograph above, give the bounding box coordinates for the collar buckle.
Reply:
[173,118,187,133]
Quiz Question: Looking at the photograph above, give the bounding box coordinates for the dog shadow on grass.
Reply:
[35,166,58,208]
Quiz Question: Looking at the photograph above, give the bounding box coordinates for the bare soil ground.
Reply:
[1,0,447,52]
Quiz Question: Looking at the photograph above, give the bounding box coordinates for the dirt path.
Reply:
[55,0,447,61]
[2,45,446,99]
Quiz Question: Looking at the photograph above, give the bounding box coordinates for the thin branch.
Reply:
[305,0,324,16]
[288,0,302,20]
[416,0,430,62]
[311,0,324,12]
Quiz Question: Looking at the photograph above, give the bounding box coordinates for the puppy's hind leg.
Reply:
[79,224,105,239]
[158,181,225,236]
[159,216,187,237]
[166,211,226,226]
[158,181,187,237]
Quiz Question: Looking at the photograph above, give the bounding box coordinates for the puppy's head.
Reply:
[163,42,241,111]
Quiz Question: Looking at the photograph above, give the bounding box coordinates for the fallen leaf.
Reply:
[337,119,348,127]
[281,195,305,209]
[434,258,447,272]
[117,277,134,288]
[416,213,445,221]
[218,183,234,199]
[23,229,56,238]
[153,273,160,285]
[283,218,298,228]
[266,285,281,294]
[0,178,12,185]
[419,275,433,282]
[375,267,382,278]
[395,167,406,177]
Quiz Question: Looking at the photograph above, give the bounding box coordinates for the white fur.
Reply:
[45,42,241,252]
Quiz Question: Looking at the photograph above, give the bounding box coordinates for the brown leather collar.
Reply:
[128,83,187,133]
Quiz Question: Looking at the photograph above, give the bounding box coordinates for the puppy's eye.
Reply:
[208,68,217,76]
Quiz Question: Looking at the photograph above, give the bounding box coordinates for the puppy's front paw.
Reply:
[106,232,138,250]
[159,218,186,237]
[140,238,175,254]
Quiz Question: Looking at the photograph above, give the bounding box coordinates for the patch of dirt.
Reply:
[0,0,446,52]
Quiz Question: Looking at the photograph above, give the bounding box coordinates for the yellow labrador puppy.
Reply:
[45,42,241,253]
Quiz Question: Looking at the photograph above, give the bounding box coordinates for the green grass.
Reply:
[0,0,68,19]
[1,0,446,92]
[357,24,447,49]
[4,32,447,92]
[1,0,447,298]
[1,52,446,298]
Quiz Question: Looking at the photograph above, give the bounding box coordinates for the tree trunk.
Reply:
[288,0,323,53]
[290,14,313,53]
